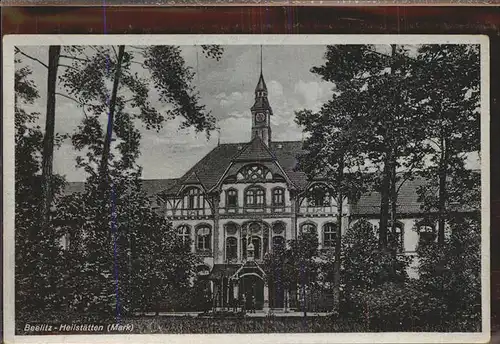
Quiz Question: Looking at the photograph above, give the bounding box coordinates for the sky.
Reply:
[17,45,335,181]
[15,44,480,182]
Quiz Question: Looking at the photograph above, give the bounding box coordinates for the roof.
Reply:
[163,140,308,195]
[255,72,267,92]
[208,264,240,280]
[233,136,275,162]
[62,178,178,198]
[350,177,429,215]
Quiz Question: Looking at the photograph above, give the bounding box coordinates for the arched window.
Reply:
[226,188,238,208]
[272,187,285,206]
[225,222,238,236]
[272,236,286,252]
[177,225,191,247]
[323,222,338,248]
[237,164,272,181]
[184,187,202,209]
[272,221,286,235]
[196,225,211,251]
[245,186,266,207]
[307,184,331,207]
[300,222,317,235]
[417,221,436,247]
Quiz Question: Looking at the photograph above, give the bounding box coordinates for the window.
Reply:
[272,222,285,235]
[184,188,202,209]
[226,237,238,261]
[226,189,238,208]
[308,184,331,207]
[237,164,272,181]
[418,223,436,247]
[196,225,211,251]
[245,186,265,207]
[272,188,285,206]
[60,233,71,251]
[323,223,338,248]
[300,222,317,235]
[225,222,238,236]
[388,222,404,253]
[272,236,286,252]
[177,225,191,248]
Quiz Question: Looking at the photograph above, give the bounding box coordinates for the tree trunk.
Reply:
[379,45,398,249]
[437,135,448,245]
[40,45,61,229]
[98,45,126,194]
[379,152,391,248]
[333,162,344,314]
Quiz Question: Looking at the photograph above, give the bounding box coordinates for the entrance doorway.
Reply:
[239,274,264,310]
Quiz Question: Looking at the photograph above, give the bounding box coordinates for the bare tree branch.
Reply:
[15,47,49,69]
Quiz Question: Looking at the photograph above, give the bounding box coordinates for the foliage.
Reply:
[416,217,481,331]
[15,44,223,321]
[340,219,411,321]
[14,62,67,320]
[414,44,481,242]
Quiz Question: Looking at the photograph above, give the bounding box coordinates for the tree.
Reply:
[341,219,411,323]
[413,44,480,244]
[48,44,223,320]
[14,62,67,321]
[310,45,428,249]
[40,46,61,230]
[295,95,368,314]
[416,217,481,331]
[264,231,320,316]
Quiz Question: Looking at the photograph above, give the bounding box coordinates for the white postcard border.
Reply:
[2,34,491,344]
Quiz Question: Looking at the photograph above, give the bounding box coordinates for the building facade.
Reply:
[153,70,441,311]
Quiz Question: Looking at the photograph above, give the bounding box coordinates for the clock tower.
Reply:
[251,70,273,146]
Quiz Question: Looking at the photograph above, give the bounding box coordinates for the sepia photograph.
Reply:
[3,35,490,343]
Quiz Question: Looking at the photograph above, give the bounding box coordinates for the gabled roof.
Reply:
[163,140,307,195]
[233,136,275,162]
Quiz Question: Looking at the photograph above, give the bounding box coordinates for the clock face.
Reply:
[256,112,265,122]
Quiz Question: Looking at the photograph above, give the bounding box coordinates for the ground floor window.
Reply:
[226,237,238,261]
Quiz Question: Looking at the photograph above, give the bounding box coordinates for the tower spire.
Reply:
[251,45,272,146]
[260,44,263,75]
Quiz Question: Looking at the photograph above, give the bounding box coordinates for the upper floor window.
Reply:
[300,222,317,235]
[177,225,191,248]
[307,184,332,207]
[184,187,202,210]
[226,237,238,261]
[237,164,272,182]
[226,189,238,208]
[196,225,211,251]
[272,187,285,206]
[323,222,338,248]
[245,186,265,207]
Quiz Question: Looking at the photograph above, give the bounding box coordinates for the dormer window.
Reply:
[184,187,202,210]
[237,164,272,182]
